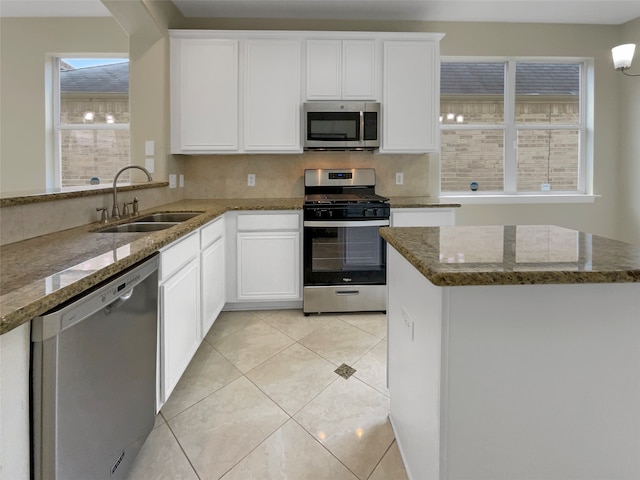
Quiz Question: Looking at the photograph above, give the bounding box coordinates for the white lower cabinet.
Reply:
[390,208,456,226]
[226,211,302,306]
[201,218,225,336]
[158,232,201,409]
[237,231,300,300]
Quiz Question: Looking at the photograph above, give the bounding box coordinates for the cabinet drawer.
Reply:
[201,217,225,248]
[391,209,455,227]
[237,213,300,231]
[160,232,199,281]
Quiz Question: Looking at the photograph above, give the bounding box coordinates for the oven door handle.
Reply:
[303,220,390,227]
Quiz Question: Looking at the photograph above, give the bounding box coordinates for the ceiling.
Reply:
[1,0,639,25]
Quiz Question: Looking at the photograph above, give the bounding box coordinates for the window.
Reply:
[439,59,590,201]
[54,57,129,187]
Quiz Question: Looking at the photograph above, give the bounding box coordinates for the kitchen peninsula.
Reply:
[380,225,640,480]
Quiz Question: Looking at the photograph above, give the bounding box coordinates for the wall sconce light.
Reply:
[612,43,639,77]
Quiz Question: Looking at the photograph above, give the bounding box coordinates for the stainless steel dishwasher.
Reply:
[31,255,159,480]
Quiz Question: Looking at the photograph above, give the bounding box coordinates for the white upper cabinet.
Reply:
[381,40,440,153]
[170,38,239,153]
[306,39,378,100]
[243,39,302,152]
[169,30,442,155]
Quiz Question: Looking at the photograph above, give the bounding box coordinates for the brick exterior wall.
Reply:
[441,99,580,192]
[60,96,129,187]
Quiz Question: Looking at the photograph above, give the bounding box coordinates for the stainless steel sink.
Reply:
[96,222,179,233]
[133,212,202,223]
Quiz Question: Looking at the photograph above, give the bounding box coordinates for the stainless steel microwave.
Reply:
[303,101,380,151]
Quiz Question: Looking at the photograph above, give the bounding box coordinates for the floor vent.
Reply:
[334,364,356,379]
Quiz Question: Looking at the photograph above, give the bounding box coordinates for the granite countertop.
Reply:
[380,225,640,287]
[0,197,454,335]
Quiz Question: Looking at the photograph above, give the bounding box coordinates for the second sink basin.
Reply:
[97,222,179,233]
[133,212,202,223]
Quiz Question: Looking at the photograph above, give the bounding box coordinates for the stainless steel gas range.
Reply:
[303,168,390,314]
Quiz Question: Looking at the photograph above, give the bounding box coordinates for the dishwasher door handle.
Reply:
[103,289,134,315]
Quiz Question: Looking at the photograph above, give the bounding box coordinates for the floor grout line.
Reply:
[136,310,397,480]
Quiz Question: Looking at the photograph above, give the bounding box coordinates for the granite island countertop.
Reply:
[380,225,640,287]
[0,197,456,335]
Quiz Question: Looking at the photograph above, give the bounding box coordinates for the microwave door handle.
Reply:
[359,111,364,142]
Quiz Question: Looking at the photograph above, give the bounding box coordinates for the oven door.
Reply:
[303,220,388,286]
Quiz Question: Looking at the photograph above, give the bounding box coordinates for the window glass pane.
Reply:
[58,58,129,186]
[516,129,579,191]
[440,63,505,125]
[515,63,580,125]
[60,98,129,125]
[61,130,130,187]
[441,130,504,192]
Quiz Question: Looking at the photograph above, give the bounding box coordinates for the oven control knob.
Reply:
[373,208,378,216]
[315,209,322,218]
[362,209,368,217]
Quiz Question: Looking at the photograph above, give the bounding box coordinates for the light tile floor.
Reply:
[125,310,408,480]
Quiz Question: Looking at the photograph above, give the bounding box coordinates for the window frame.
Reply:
[52,55,130,188]
[438,56,596,204]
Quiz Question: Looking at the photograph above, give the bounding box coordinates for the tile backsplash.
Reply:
[1,153,430,245]
[0,186,182,246]
[183,152,431,199]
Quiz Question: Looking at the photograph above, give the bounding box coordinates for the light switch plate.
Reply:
[179,174,184,188]
[144,158,155,173]
[145,140,155,156]
[169,174,177,189]
[396,172,404,185]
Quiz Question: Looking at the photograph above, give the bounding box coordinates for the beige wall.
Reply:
[1,6,638,244]
[0,17,128,192]
[434,21,624,239]
[169,15,634,241]
[617,17,640,244]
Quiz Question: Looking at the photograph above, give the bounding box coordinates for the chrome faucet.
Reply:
[112,165,153,219]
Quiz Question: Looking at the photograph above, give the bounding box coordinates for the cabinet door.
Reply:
[171,38,239,153]
[237,231,300,300]
[306,39,378,100]
[382,40,438,153]
[306,40,341,100]
[160,258,200,405]
[342,40,378,100]
[244,39,301,152]
[201,238,225,336]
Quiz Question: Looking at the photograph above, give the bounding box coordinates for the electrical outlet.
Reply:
[144,158,155,174]
[179,174,184,188]
[402,307,415,341]
[169,174,177,189]
[247,174,256,187]
[396,172,404,185]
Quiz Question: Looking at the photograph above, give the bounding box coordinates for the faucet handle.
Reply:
[96,207,109,224]
[122,201,133,217]
[132,197,139,215]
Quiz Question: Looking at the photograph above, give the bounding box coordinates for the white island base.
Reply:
[387,248,640,480]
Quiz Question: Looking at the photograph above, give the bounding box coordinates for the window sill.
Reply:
[439,194,599,205]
